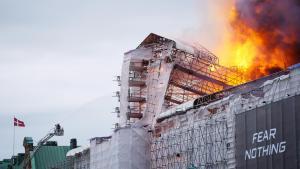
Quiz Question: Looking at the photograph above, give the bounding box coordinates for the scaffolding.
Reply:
[127,60,148,119]
[164,47,244,107]
[151,117,228,169]
[118,33,245,125]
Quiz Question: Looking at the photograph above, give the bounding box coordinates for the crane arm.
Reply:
[23,124,64,169]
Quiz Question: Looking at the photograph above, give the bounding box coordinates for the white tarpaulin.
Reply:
[90,126,150,169]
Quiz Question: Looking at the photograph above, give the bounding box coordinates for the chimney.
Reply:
[70,138,77,149]
[23,137,33,152]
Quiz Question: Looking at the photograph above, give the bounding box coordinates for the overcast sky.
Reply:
[0,0,228,159]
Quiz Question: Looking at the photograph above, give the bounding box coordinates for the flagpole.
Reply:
[13,116,15,157]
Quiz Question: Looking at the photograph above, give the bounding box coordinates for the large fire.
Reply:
[218,0,300,80]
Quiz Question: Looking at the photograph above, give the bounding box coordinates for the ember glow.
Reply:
[218,0,300,80]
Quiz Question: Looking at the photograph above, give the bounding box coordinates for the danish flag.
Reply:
[14,117,25,127]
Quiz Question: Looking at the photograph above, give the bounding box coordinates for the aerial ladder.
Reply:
[23,124,64,169]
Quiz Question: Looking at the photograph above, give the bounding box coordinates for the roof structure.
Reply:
[138,33,219,63]
[0,159,10,169]
[1,140,71,169]
[30,145,70,169]
[66,146,89,157]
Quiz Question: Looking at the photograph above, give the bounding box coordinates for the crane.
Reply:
[23,124,64,169]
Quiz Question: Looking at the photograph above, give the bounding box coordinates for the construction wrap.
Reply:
[120,45,175,126]
[150,65,300,169]
[90,126,150,169]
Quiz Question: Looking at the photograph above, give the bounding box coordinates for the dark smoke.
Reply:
[233,0,300,78]
[266,66,282,74]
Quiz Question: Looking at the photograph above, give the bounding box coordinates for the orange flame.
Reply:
[217,4,289,80]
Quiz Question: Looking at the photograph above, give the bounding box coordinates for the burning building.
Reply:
[88,33,300,169]
[68,1,300,168]
[117,33,245,126]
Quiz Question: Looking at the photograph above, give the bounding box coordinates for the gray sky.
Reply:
[0,0,227,159]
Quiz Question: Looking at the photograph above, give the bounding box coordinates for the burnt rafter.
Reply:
[165,96,184,104]
[170,81,206,96]
[174,64,231,88]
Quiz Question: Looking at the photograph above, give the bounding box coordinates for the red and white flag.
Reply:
[14,117,25,127]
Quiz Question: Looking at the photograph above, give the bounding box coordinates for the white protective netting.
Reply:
[90,126,150,169]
